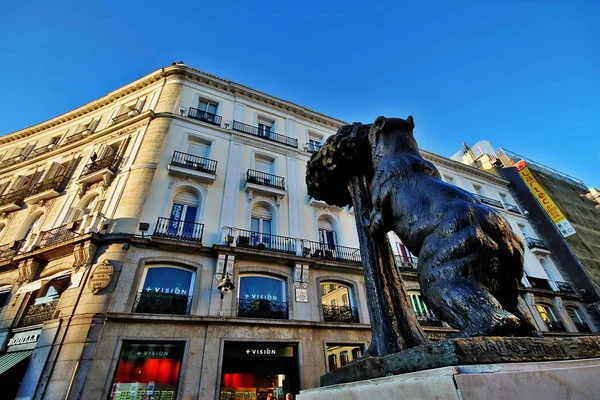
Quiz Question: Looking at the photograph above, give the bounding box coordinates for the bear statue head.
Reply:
[368,116,419,162]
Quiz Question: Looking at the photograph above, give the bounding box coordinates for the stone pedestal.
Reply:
[298,358,600,400]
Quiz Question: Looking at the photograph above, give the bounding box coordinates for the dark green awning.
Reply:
[0,350,33,375]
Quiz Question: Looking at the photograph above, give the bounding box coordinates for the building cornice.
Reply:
[422,150,510,186]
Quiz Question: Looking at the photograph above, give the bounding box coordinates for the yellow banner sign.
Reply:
[514,160,566,223]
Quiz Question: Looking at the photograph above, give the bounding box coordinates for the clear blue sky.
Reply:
[1,1,598,188]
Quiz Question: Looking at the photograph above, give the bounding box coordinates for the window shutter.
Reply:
[255,159,272,174]
[11,175,30,191]
[97,144,115,160]
[46,162,66,179]
[251,205,271,220]
[173,191,200,207]
[116,137,131,157]
[88,117,100,132]
[0,181,10,196]
[188,142,209,158]
[318,218,334,231]
[133,97,146,113]
[7,147,23,160]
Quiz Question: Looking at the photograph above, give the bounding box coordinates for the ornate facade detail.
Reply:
[0,212,17,223]
[247,191,280,207]
[72,242,98,273]
[78,174,115,198]
[17,258,42,285]
[168,176,209,192]
[231,135,297,157]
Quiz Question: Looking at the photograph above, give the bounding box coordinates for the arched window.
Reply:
[566,306,591,333]
[157,190,203,241]
[0,285,12,311]
[135,266,195,315]
[318,217,336,250]
[340,351,349,367]
[536,303,566,332]
[328,353,337,371]
[249,204,272,247]
[326,344,363,372]
[21,274,70,327]
[320,282,358,323]
[18,213,44,252]
[408,291,442,327]
[237,275,287,319]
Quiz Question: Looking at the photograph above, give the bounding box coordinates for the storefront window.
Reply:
[320,282,358,323]
[135,267,194,315]
[326,344,363,371]
[238,276,287,319]
[110,342,185,400]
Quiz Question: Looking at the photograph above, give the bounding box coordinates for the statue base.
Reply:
[298,357,600,400]
[320,336,600,387]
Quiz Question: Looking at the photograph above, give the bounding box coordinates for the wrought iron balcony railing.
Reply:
[232,120,298,148]
[395,255,418,272]
[504,204,522,214]
[29,175,69,196]
[170,151,218,175]
[188,107,222,126]
[80,153,122,178]
[65,129,91,145]
[237,299,288,319]
[153,217,204,243]
[0,154,26,168]
[526,237,549,251]
[415,311,443,327]
[37,221,82,248]
[527,276,553,291]
[133,292,192,315]
[322,304,359,323]
[301,239,362,265]
[20,299,59,327]
[112,109,140,125]
[30,143,57,158]
[0,243,19,262]
[235,228,297,254]
[556,281,576,294]
[475,194,504,209]
[246,169,285,190]
[575,321,591,333]
[0,188,29,207]
[545,319,567,332]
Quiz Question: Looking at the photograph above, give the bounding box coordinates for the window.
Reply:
[187,140,210,159]
[566,307,591,333]
[409,291,442,326]
[536,304,566,332]
[250,204,273,246]
[110,342,185,400]
[320,282,358,323]
[318,217,336,251]
[307,133,323,153]
[326,344,363,371]
[257,117,275,139]
[113,97,145,124]
[166,191,201,239]
[237,275,288,319]
[198,99,218,115]
[21,274,70,327]
[18,213,44,252]
[135,266,194,315]
[0,286,11,311]
[254,154,275,175]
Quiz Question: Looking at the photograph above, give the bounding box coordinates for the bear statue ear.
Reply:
[406,115,415,130]
[373,116,387,130]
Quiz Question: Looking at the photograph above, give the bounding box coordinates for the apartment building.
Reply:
[0,64,595,400]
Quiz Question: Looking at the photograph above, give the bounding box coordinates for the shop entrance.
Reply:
[220,342,298,400]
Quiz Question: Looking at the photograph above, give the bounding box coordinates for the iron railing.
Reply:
[556,281,576,294]
[0,189,29,207]
[65,129,91,145]
[170,151,218,175]
[322,304,359,323]
[232,120,298,148]
[236,228,297,254]
[475,194,504,208]
[526,237,549,251]
[80,153,122,177]
[153,217,204,243]
[112,109,140,125]
[246,169,285,190]
[545,319,567,332]
[133,292,192,315]
[527,276,553,291]
[0,243,18,262]
[237,299,288,319]
[0,153,26,168]
[415,311,443,327]
[575,321,591,333]
[28,175,69,196]
[395,255,418,272]
[504,204,522,214]
[38,221,82,248]
[188,107,222,126]
[20,299,59,327]
[301,239,362,265]
[30,143,57,158]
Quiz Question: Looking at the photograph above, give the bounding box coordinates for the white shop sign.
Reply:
[7,328,42,352]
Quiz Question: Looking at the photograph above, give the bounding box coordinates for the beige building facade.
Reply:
[0,64,595,400]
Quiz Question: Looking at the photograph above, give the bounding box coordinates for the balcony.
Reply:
[0,243,18,262]
[556,281,576,294]
[188,107,222,126]
[526,237,550,252]
[20,298,59,327]
[575,321,591,333]
[0,189,29,213]
[475,194,504,209]
[167,151,217,184]
[527,277,554,291]
[24,175,69,204]
[504,204,522,214]
[153,217,204,243]
[112,109,140,125]
[237,299,288,319]
[133,292,192,315]
[77,153,122,185]
[322,304,359,323]
[232,120,298,148]
[37,221,82,248]
[64,129,91,145]
[245,169,286,199]
[416,311,443,327]
[30,143,57,158]
[236,228,297,254]
[545,319,567,332]
[0,154,26,169]
[301,239,362,265]
[395,255,418,272]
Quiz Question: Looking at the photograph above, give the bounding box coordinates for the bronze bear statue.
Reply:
[368,116,539,337]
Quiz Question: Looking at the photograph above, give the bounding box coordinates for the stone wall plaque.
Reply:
[88,260,113,294]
